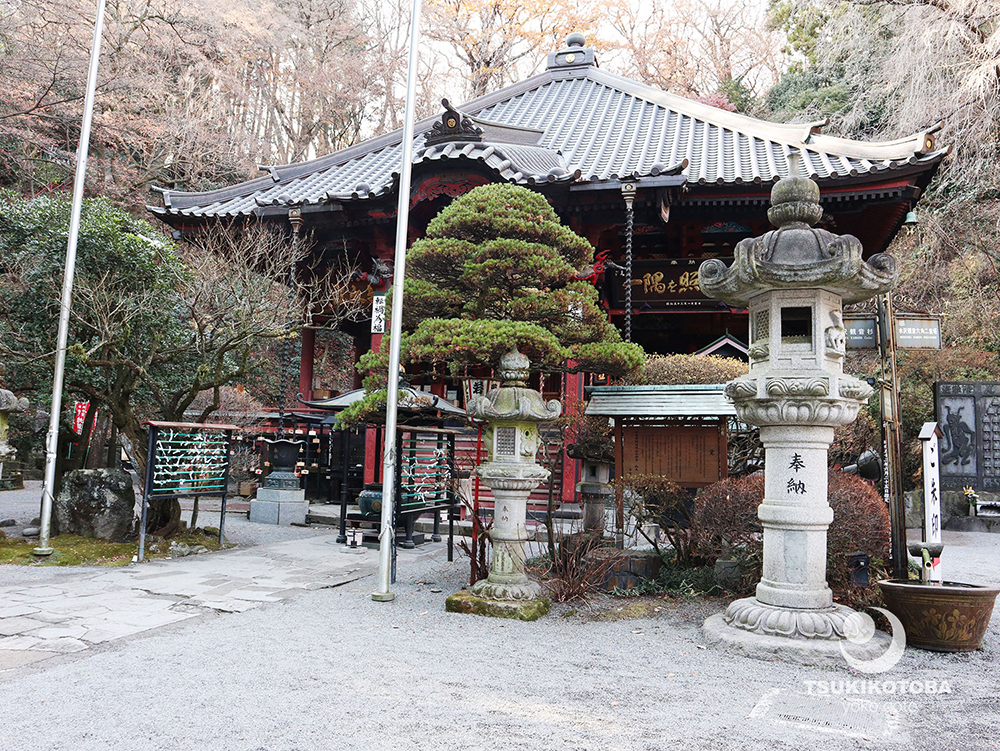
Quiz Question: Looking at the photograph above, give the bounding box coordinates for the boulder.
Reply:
[168,542,209,557]
[53,468,137,542]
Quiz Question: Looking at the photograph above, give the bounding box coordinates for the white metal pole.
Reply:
[373,0,422,601]
[34,0,108,556]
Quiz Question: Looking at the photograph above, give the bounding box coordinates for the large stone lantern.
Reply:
[0,388,29,490]
[446,349,561,620]
[699,152,896,662]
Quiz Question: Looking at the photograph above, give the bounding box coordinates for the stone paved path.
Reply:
[0,535,380,673]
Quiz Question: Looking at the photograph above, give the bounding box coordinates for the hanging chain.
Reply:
[277,208,303,437]
[622,183,636,342]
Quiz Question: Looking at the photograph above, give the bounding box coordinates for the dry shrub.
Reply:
[691,471,889,607]
[456,490,493,586]
[830,406,879,469]
[621,353,748,386]
[825,472,890,606]
[616,474,694,562]
[690,472,764,563]
[532,533,621,603]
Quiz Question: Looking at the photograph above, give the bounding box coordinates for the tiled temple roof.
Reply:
[151,36,946,219]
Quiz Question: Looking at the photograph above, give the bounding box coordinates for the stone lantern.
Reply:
[0,388,29,490]
[446,348,561,620]
[569,443,614,533]
[698,152,896,662]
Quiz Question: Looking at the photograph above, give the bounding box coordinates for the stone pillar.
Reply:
[476,474,547,600]
[698,151,898,663]
[755,424,836,610]
[446,349,560,620]
[579,482,612,532]
[575,457,612,533]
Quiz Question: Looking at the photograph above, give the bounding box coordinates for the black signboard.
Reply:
[844,315,878,349]
[934,382,1000,491]
[608,258,727,310]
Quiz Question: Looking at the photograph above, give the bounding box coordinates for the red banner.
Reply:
[73,401,90,435]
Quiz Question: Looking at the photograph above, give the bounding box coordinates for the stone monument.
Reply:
[446,349,561,620]
[249,437,307,525]
[699,151,896,663]
[0,388,29,490]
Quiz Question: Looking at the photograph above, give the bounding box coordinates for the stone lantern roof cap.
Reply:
[698,150,898,307]
[466,349,562,424]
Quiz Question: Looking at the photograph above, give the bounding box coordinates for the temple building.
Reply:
[149,34,946,501]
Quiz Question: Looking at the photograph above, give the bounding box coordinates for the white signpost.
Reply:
[919,421,943,583]
[370,293,386,334]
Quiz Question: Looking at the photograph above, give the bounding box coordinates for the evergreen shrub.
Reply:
[691,470,889,607]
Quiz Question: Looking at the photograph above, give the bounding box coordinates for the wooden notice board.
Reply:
[619,423,727,487]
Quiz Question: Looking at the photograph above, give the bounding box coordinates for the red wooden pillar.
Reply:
[561,370,584,504]
[298,327,315,402]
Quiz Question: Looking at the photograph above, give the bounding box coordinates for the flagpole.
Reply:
[34,0,109,557]
[373,0,422,601]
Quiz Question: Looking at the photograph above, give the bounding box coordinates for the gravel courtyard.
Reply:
[1,483,998,750]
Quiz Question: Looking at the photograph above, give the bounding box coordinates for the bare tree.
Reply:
[604,0,782,101]
[423,0,602,98]
[783,0,1000,351]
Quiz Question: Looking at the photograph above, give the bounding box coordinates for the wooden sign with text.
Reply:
[620,424,727,487]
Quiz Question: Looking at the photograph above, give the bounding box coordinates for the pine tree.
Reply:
[355,183,644,400]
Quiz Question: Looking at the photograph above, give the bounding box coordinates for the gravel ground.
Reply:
[2,485,1000,749]
[1,549,999,751]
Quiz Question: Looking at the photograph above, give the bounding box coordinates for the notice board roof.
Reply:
[584,384,736,419]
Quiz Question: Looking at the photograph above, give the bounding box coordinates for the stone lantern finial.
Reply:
[497,348,530,387]
[766,150,823,232]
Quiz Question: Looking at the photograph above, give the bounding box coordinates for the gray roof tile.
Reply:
[585,385,738,418]
[152,41,946,219]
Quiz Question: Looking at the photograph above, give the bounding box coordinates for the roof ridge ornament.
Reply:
[424,99,484,146]
[547,32,597,71]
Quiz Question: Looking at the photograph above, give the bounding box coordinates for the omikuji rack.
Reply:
[138,420,239,561]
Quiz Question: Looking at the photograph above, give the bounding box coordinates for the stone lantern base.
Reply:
[445,590,551,621]
[702,608,894,666]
